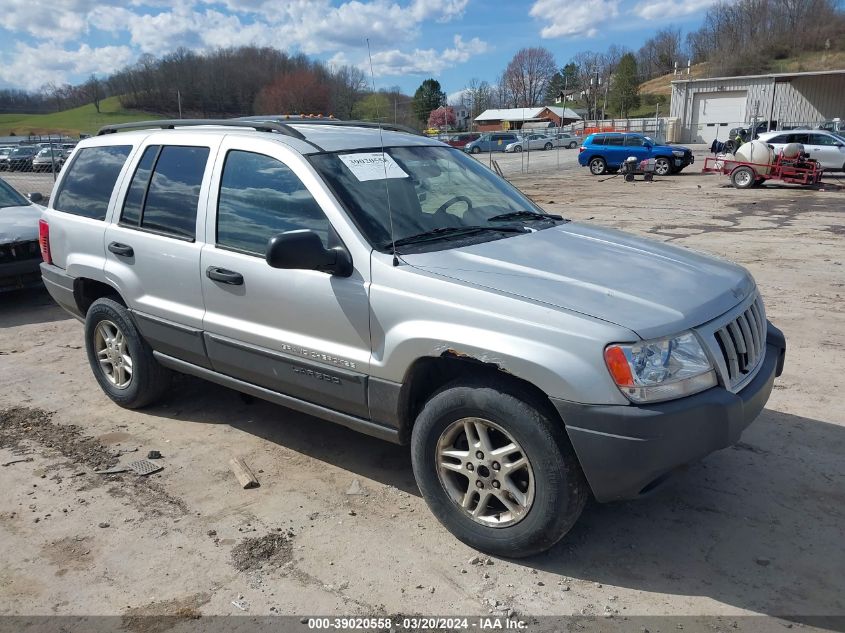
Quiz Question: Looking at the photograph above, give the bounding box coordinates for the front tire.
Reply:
[589,157,607,175]
[568,141,577,149]
[654,157,672,176]
[471,146,481,154]
[411,380,588,558]
[84,298,171,409]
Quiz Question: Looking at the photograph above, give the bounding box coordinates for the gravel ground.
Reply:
[0,157,843,631]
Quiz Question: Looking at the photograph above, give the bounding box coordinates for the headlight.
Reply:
[604,332,717,403]
[672,150,686,157]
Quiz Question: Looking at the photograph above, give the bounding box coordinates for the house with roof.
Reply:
[474,106,581,132]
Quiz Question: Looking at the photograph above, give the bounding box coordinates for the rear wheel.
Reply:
[84,298,171,409]
[411,380,588,558]
[654,157,672,176]
[731,166,756,189]
[589,157,607,175]
[543,142,553,151]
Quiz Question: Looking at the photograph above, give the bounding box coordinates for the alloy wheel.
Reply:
[435,417,535,527]
[94,320,133,389]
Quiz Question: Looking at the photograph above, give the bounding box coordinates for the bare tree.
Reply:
[85,75,103,113]
[502,47,558,107]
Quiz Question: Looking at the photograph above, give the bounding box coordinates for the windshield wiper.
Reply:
[386,225,526,250]
[487,210,565,223]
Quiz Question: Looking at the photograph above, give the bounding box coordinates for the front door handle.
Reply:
[108,242,134,257]
[206,266,243,285]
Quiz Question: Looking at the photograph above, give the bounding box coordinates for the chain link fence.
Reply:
[0,134,77,203]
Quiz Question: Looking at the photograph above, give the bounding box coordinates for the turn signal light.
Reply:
[604,345,634,387]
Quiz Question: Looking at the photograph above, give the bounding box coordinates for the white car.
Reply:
[758,129,845,171]
[550,133,580,149]
[504,134,555,152]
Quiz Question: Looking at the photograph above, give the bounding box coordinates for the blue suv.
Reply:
[577,133,693,176]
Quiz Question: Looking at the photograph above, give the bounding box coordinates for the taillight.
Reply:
[38,219,51,264]
[579,146,585,153]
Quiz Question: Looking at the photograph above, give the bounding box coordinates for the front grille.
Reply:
[713,296,767,388]
[0,240,41,265]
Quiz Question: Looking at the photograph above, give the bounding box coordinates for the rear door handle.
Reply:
[108,242,134,257]
[206,266,243,285]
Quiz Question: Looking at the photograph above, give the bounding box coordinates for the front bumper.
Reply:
[0,256,43,291]
[553,322,786,502]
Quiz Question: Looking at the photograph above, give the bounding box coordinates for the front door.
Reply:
[806,133,845,170]
[199,139,372,418]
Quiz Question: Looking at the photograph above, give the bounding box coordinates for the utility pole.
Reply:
[177,90,182,119]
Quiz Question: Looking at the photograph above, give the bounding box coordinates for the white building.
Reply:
[670,69,845,144]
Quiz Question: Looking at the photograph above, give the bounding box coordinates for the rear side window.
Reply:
[590,136,605,146]
[605,136,624,146]
[216,150,329,255]
[768,135,789,144]
[120,145,209,239]
[53,145,131,220]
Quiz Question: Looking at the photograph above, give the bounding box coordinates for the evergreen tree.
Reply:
[413,78,446,124]
[609,53,640,118]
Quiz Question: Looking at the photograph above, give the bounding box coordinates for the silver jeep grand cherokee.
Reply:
[39,118,785,557]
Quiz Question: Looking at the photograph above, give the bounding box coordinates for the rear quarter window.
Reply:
[589,136,605,146]
[53,145,132,220]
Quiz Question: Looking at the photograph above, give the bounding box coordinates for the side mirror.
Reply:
[27,192,43,203]
[265,230,352,277]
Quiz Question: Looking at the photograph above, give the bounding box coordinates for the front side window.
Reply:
[310,146,551,252]
[624,136,645,146]
[53,145,132,220]
[217,150,329,255]
[809,134,840,146]
[119,145,209,239]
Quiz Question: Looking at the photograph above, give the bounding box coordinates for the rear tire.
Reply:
[731,166,756,189]
[543,142,553,151]
[589,157,607,175]
[84,298,171,409]
[411,379,588,558]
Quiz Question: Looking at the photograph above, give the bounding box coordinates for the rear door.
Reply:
[199,137,372,417]
[103,136,219,367]
[604,135,625,166]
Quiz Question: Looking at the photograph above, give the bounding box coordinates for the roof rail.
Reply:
[96,119,306,140]
[235,116,421,136]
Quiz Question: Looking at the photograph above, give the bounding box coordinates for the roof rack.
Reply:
[235,116,421,136]
[96,119,306,140]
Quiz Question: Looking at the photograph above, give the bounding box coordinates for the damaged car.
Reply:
[0,179,44,291]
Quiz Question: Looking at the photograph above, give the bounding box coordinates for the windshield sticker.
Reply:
[339,152,409,182]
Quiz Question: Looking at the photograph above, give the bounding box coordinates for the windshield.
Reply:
[0,178,29,208]
[12,148,34,156]
[310,146,549,251]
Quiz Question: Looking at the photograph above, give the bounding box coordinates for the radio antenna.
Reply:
[366,38,400,266]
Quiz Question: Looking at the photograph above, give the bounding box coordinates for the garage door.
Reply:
[690,91,747,144]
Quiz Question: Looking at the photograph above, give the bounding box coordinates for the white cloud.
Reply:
[529,0,620,38]
[0,42,135,90]
[369,34,488,75]
[632,0,717,19]
[0,0,100,41]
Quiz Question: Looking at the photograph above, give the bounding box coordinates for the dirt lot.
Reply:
[1,159,844,629]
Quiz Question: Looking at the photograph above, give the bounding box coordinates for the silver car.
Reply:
[40,117,785,557]
[0,178,44,291]
[758,129,845,171]
[504,133,555,152]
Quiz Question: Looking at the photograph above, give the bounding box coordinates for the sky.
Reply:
[0,0,715,98]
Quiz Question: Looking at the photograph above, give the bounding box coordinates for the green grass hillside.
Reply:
[0,96,163,137]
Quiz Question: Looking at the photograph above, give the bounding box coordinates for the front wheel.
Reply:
[84,298,172,409]
[589,157,607,175]
[654,157,672,176]
[411,380,588,558]
[471,146,481,154]
[568,141,577,149]
[513,146,522,153]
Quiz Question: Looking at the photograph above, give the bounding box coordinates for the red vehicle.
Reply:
[702,150,823,189]
[444,133,480,149]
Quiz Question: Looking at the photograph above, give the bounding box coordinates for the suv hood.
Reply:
[403,223,754,340]
[0,204,42,243]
